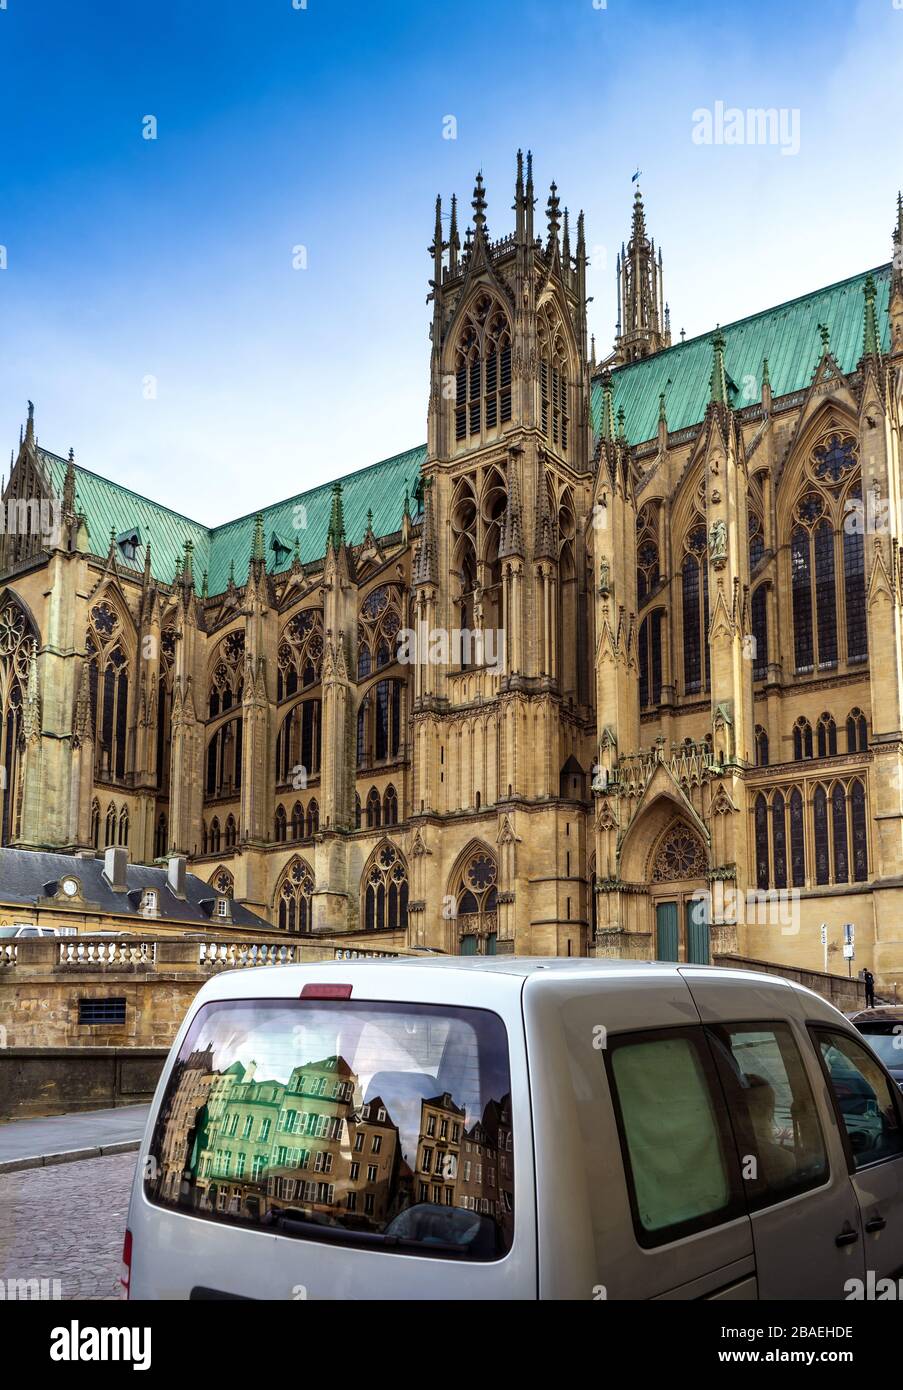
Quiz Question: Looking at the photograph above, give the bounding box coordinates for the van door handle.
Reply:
[865,1215,886,1233]
[835,1225,859,1247]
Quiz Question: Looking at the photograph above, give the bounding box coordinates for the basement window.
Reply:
[79,997,126,1025]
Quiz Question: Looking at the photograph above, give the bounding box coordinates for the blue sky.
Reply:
[1,0,901,525]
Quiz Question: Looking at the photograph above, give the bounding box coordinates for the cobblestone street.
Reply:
[0,1151,136,1301]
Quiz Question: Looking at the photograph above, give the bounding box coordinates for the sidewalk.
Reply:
[0,1104,150,1173]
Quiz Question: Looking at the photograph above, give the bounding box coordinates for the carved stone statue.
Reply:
[599,557,611,597]
[709,518,727,564]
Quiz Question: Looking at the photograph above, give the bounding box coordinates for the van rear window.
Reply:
[144,998,514,1259]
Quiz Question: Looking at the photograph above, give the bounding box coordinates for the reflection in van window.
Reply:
[610,1033,733,1238]
[816,1030,903,1169]
[144,999,513,1259]
[707,1023,827,1206]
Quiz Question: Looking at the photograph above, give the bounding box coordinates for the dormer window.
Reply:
[116,529,142,563]
[216,897,229,920]
[141,889,158,917]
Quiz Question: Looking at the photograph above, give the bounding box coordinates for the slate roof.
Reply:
[32,262,892,595]
[0,847,270,929]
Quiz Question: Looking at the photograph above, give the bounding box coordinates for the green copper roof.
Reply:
[34,263,891,596]
[592,263,892,446]
[39,443,426,596]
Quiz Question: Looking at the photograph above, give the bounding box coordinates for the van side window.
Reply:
[607,1028,744,1247]
[812,1028,903,1170]
[706,1022,828,1208]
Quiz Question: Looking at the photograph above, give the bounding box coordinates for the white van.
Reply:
[123,959,903,1300]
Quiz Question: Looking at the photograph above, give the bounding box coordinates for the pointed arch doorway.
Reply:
[648,820,710,964]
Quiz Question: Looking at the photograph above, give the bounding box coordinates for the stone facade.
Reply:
[2,159,903,990]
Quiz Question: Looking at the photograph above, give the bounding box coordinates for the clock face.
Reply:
[61,878,79,897]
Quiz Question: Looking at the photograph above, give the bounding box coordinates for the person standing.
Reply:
[863,969,876,1008]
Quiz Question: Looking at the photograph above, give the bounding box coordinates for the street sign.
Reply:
[820,924,827,947]
[843,943,855,960]
[844,923,855,945]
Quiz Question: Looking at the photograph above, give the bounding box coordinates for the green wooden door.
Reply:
[655,901,679,962]
[460,934,477,956]
[686,895,710,965]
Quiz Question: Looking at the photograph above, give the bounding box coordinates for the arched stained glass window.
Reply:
[366,787,381,829]
[814,786,829,885]
[816,714,837,759]
[751,586,768,681]
[755,794,769,889]
[276,857,314,933]
[850,780,868,882]
[682,524,709,696]
[363,842,409,932]
[831,783,848,883]
[814,521,837,669]
[791,524,814,674]
[771,792,787,890]
[793,719,813,761]
[383,784,398,826]
[789,788,805,888]
[275,805,287,842]
[638,610,663,708]
[846,709,867,753]
[844,523,867,664]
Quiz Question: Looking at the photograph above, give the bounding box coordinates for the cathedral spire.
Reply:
[890,190,903,354]
[448,193,459,275]
[614,182,670,363]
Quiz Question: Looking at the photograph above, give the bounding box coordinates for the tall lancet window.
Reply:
[0,594,38,845]
[681,522,709,696]
[453,295,512,444]
[86,599,130,785]
[538,307,569,455]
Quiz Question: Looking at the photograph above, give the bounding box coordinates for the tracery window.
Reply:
[362,842,409,932]
[383,784,399,826]
[650,822,708,883]
[305,800,319,838]
[793,718,813,761]
[276,856,315,933]
[638,610,663,708]
[105,802,116,847]
[275,805,287,842]
[846,708,868,753]
[157,626,176,792]
[291,802,304,840]
[357,679,402,766]
[365,787,381,829]
[816,713,837,759]
[86,599,130,784]
[357,588,403,680]
[154,812,167,858]
[277,609,323,700]
[755,787,806,889]
[748,509,765,571]
[681,522,709,696]
[208,630,245,717]
[789,437,866,673]
[91,799,100,849]
[275,699,321,785]
[811,779,867,886]
[454,295,512,443]
[207,717,242,797]
[538,307,569,454]
[452,848,498,955]
[636,506,660,601]
[225,814,237,849]
[210,867,234,898]
[118,807,129,846]
[0,594,37,844]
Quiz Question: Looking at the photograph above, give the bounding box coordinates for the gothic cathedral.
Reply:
[3,156,903,991]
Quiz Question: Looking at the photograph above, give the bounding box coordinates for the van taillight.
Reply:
[120,1228,132,1300]
[300,983,353,999]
